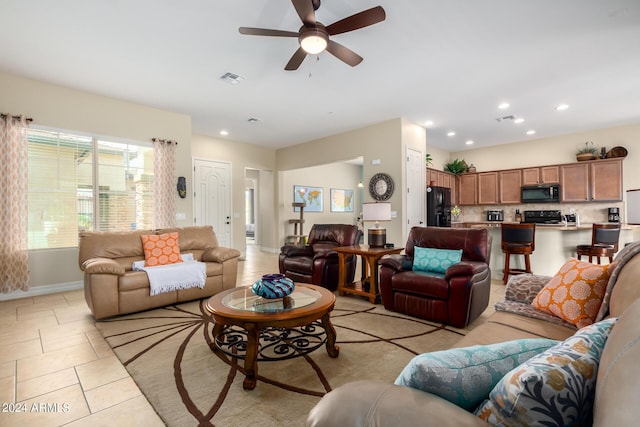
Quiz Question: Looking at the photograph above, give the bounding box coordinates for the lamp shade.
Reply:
[362,202,392,222]
[362,202,391,247]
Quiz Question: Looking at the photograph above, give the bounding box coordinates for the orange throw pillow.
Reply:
[531,259,610,328]
[141,232,183,267]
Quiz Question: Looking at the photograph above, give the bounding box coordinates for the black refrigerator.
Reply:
[427,186,451,227]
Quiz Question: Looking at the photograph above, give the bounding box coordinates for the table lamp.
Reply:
[362,202,392,247]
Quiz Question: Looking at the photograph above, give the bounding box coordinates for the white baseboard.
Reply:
[0,281,83,301]
[261,246,279,254]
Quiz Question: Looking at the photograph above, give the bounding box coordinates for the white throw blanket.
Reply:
[132,254,207,296]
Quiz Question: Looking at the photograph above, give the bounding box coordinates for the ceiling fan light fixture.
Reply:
[300,34,327,55]
[300,27,328,54]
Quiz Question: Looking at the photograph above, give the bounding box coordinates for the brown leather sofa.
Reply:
[279,224,362,291]
[78,225,241,319]
[307,241,640,427]
[379,226,492,328]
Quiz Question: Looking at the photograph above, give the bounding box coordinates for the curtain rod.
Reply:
[152,137,178,145]
[0,113,33,122]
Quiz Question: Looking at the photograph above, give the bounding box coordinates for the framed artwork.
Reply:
[330,188,354,212]
[293,185,323,212]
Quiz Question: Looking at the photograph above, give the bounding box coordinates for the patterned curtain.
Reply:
[1,114,30,293]
[152,138,177,228]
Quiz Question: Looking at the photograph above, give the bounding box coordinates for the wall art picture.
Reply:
[293,185,323,212]
[330,189,354,212]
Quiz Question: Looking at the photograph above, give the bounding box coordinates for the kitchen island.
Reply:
[454,222,639,279]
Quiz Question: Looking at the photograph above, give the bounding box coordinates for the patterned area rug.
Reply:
[95,296,467,427]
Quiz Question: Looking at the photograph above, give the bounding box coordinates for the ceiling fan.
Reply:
[239,0,386,70]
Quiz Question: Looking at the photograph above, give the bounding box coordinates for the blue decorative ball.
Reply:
[252,274,295,299]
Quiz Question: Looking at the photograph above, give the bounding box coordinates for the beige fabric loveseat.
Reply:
[79,226,241,319]
[307,241,640,426]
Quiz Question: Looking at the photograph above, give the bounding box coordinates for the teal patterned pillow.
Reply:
[394,338,558,411]
[412,247,463,274]
[474,317,618,426]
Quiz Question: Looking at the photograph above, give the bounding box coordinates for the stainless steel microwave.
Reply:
[521,184,560,203]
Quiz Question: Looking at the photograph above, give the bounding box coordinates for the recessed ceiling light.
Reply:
[526,130,536,135]
[556,104,569,111]
[447,131,456,137]
[514,117,525,124]
[220,130,229,136]
[498,102,510,109]
[424,120,434,127]
[465,140,474,145]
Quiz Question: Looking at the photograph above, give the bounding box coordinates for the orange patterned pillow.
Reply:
[141,232,183,267]
[531,259,610,328]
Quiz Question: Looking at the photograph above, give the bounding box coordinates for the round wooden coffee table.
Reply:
[205,283,339,390]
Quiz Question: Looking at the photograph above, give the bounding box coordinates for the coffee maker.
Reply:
[608,207,620,223]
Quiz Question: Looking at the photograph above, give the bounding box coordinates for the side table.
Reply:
[335,245,402,304]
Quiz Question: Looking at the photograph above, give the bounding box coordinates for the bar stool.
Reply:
[576,223,621,264]
[501,223,536,284]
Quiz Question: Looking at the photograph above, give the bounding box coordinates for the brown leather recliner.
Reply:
[378,226,492,328]
[279,224,362,291]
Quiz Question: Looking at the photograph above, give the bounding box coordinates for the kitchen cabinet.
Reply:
[590,159,623,201]
[522,166,560,185]
[440,158,621,206]
[478,172,499,204]
[449,175,458,205]
[499,169,522,203]
[427,168,457,204]
[458,173,477,205]
[560,159,623,202]
[427,168,449,188]
[560,163,589,202]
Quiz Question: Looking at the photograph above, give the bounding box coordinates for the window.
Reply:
[27,129,154,249]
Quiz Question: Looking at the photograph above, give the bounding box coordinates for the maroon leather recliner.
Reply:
[279,224,362,291]
[379,226,492,328]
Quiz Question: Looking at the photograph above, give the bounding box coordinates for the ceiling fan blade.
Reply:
[285,47,308,70]
[326,6,386,36]
[239,27,299,37]
[292,0,316,26]
[326,40,363,67]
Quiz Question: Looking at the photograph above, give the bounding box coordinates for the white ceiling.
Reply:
[1,1,639,151]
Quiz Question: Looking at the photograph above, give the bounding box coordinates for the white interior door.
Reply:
[406,147,425,235]
[193,159,232,247]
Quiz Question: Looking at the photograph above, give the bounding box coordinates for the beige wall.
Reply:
[191,134,277,255]
[276,118,425,246]
[425,144,451,172]
[280,163,362,247]
[0,72,192,289]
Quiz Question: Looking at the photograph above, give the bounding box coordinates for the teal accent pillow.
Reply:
[394,338,558,411]
[412,247,463,274]
[474,317,618,426]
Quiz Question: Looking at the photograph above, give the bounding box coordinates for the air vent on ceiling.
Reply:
[220,72,245,85]
[495,115,516,123]
[247,117,262,123]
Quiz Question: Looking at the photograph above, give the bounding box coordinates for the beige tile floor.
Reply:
[0,244,504,426]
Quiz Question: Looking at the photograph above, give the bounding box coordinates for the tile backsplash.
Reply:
[455,201,625,223]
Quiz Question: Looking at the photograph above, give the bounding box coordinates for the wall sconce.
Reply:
[362,202,391,247]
